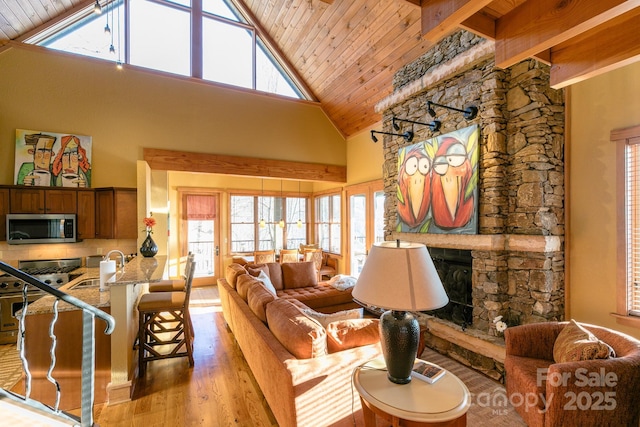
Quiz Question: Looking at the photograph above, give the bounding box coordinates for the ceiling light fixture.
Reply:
[259,179,265,228]
[297,181,302,228]
[392,116,441,132]
[93,0,102,14]
[278,180,285,228]
[427,101,478,120]
[116,0,122,69]
[370,129,413,143]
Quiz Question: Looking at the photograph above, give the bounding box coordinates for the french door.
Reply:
[179,191,221,285]
[346,180,385,277]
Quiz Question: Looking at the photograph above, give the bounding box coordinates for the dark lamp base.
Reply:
[379,310,419,385]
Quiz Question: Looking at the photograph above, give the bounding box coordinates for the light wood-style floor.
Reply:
[92,286,278,427]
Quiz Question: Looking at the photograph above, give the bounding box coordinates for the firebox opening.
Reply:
[424,247,473,330]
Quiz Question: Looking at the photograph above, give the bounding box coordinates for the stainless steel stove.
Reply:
[0,258,82,344]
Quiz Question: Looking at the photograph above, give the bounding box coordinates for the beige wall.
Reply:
[569,61,640,339]
[0,44,346,188]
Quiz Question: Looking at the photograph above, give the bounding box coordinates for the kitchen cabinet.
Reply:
[0,188,8,241]
[9,187,77,214]
[76,189,95,240]
[95,188,137,239]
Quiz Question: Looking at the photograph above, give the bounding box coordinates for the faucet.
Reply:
[104,250,126,269]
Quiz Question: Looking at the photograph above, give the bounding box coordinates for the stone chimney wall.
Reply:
[376,31,566,341]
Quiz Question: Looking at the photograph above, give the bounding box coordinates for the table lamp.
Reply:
[353,241,449,384]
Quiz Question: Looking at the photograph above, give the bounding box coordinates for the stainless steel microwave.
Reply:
[6,214,77,245]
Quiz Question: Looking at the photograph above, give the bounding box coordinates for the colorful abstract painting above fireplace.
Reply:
[396,124,479,235]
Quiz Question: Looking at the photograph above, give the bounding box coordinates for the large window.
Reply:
[614,125,640,327]
[315,193,341,254]
[230,193,307,253]
[26,0,305,99]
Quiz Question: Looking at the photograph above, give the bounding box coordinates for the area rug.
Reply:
[0,344,23,391]
[420,348,526,426]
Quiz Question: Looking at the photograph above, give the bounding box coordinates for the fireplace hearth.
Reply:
[424,248,473,329]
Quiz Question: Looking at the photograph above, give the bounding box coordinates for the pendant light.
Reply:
[94,0,102,14]
[259,179,265,228]
[108,1,115,55]
[297,181,302,228]
[278,180,285,228]
[103,0,111,35]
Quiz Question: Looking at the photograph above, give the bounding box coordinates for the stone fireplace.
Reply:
[376,31,565,380]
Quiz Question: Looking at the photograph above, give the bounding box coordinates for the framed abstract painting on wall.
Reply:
[14,129,92,188]
[396,124,479,234]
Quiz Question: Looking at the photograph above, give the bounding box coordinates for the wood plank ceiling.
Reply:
[1,0,639,138]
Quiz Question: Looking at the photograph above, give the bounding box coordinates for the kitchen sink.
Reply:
[70,278,100,289]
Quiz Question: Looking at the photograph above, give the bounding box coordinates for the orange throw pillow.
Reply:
[326,319,380,353]
[553,320,615,363]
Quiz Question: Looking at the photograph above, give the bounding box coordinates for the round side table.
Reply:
[352,358,471,427]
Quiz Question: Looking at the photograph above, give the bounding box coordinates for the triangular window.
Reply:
[25,0,306,100]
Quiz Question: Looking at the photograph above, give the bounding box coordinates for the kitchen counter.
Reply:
[26,255,167,315]
[22,255,167,407]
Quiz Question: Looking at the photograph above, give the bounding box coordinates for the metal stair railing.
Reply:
[0,261,115,427]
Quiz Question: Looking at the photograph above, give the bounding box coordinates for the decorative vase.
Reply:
[140,231,158,258]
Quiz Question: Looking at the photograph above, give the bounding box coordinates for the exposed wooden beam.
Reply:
[143,148,347,183]
[460,12,495,39]
[495,0,640,69]
[421,0,494,42]
[549,7,640,88]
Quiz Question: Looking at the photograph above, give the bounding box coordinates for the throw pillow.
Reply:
[553,320,616,363]
[247,280,276,323]
[326,319,380,353]
[236,274,259,301]
[301,307,363,328]
[328,274,357,291]
[282,261,317,289]
[256,270,277,296]
[246,264,270,279]
[266,299,327,359]
[225,263,247,289]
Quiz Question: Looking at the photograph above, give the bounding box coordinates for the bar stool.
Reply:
[137,254,196,376]
[148,252,193,293]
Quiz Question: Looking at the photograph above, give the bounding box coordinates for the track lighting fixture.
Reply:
[392,117,441,132]
[427,101,478,120]
[370,129,413,143]
[94,0,102,14]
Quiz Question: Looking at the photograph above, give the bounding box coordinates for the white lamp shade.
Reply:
[352,241,449,311]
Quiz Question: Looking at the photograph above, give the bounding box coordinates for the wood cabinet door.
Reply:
[10,188,45,213]
[77,190,96,240]
[0,188,8,241]
[45,189,77,213]
[114,189,137,239]
[95,189,115,239]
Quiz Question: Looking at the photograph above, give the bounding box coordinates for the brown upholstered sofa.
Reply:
[504,321,640,427]
[218,261,382,427]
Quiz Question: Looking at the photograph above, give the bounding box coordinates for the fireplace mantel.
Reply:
[391,233,562,253]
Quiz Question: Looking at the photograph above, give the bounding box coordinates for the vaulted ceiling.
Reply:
[1,0,639,138]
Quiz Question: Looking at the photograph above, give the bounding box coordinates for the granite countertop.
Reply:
[26,255,167,315]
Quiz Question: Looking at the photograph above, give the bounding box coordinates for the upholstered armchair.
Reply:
[504,321,640,427]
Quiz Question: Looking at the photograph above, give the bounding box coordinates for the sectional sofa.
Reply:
[218,261,382,427]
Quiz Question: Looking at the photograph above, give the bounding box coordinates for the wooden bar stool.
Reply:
[148,252,193,293]
[137,254,196,376]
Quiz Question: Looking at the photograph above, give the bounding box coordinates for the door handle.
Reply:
[215,246,219,256]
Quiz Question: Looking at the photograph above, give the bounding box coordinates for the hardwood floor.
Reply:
[92,286,278,427]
